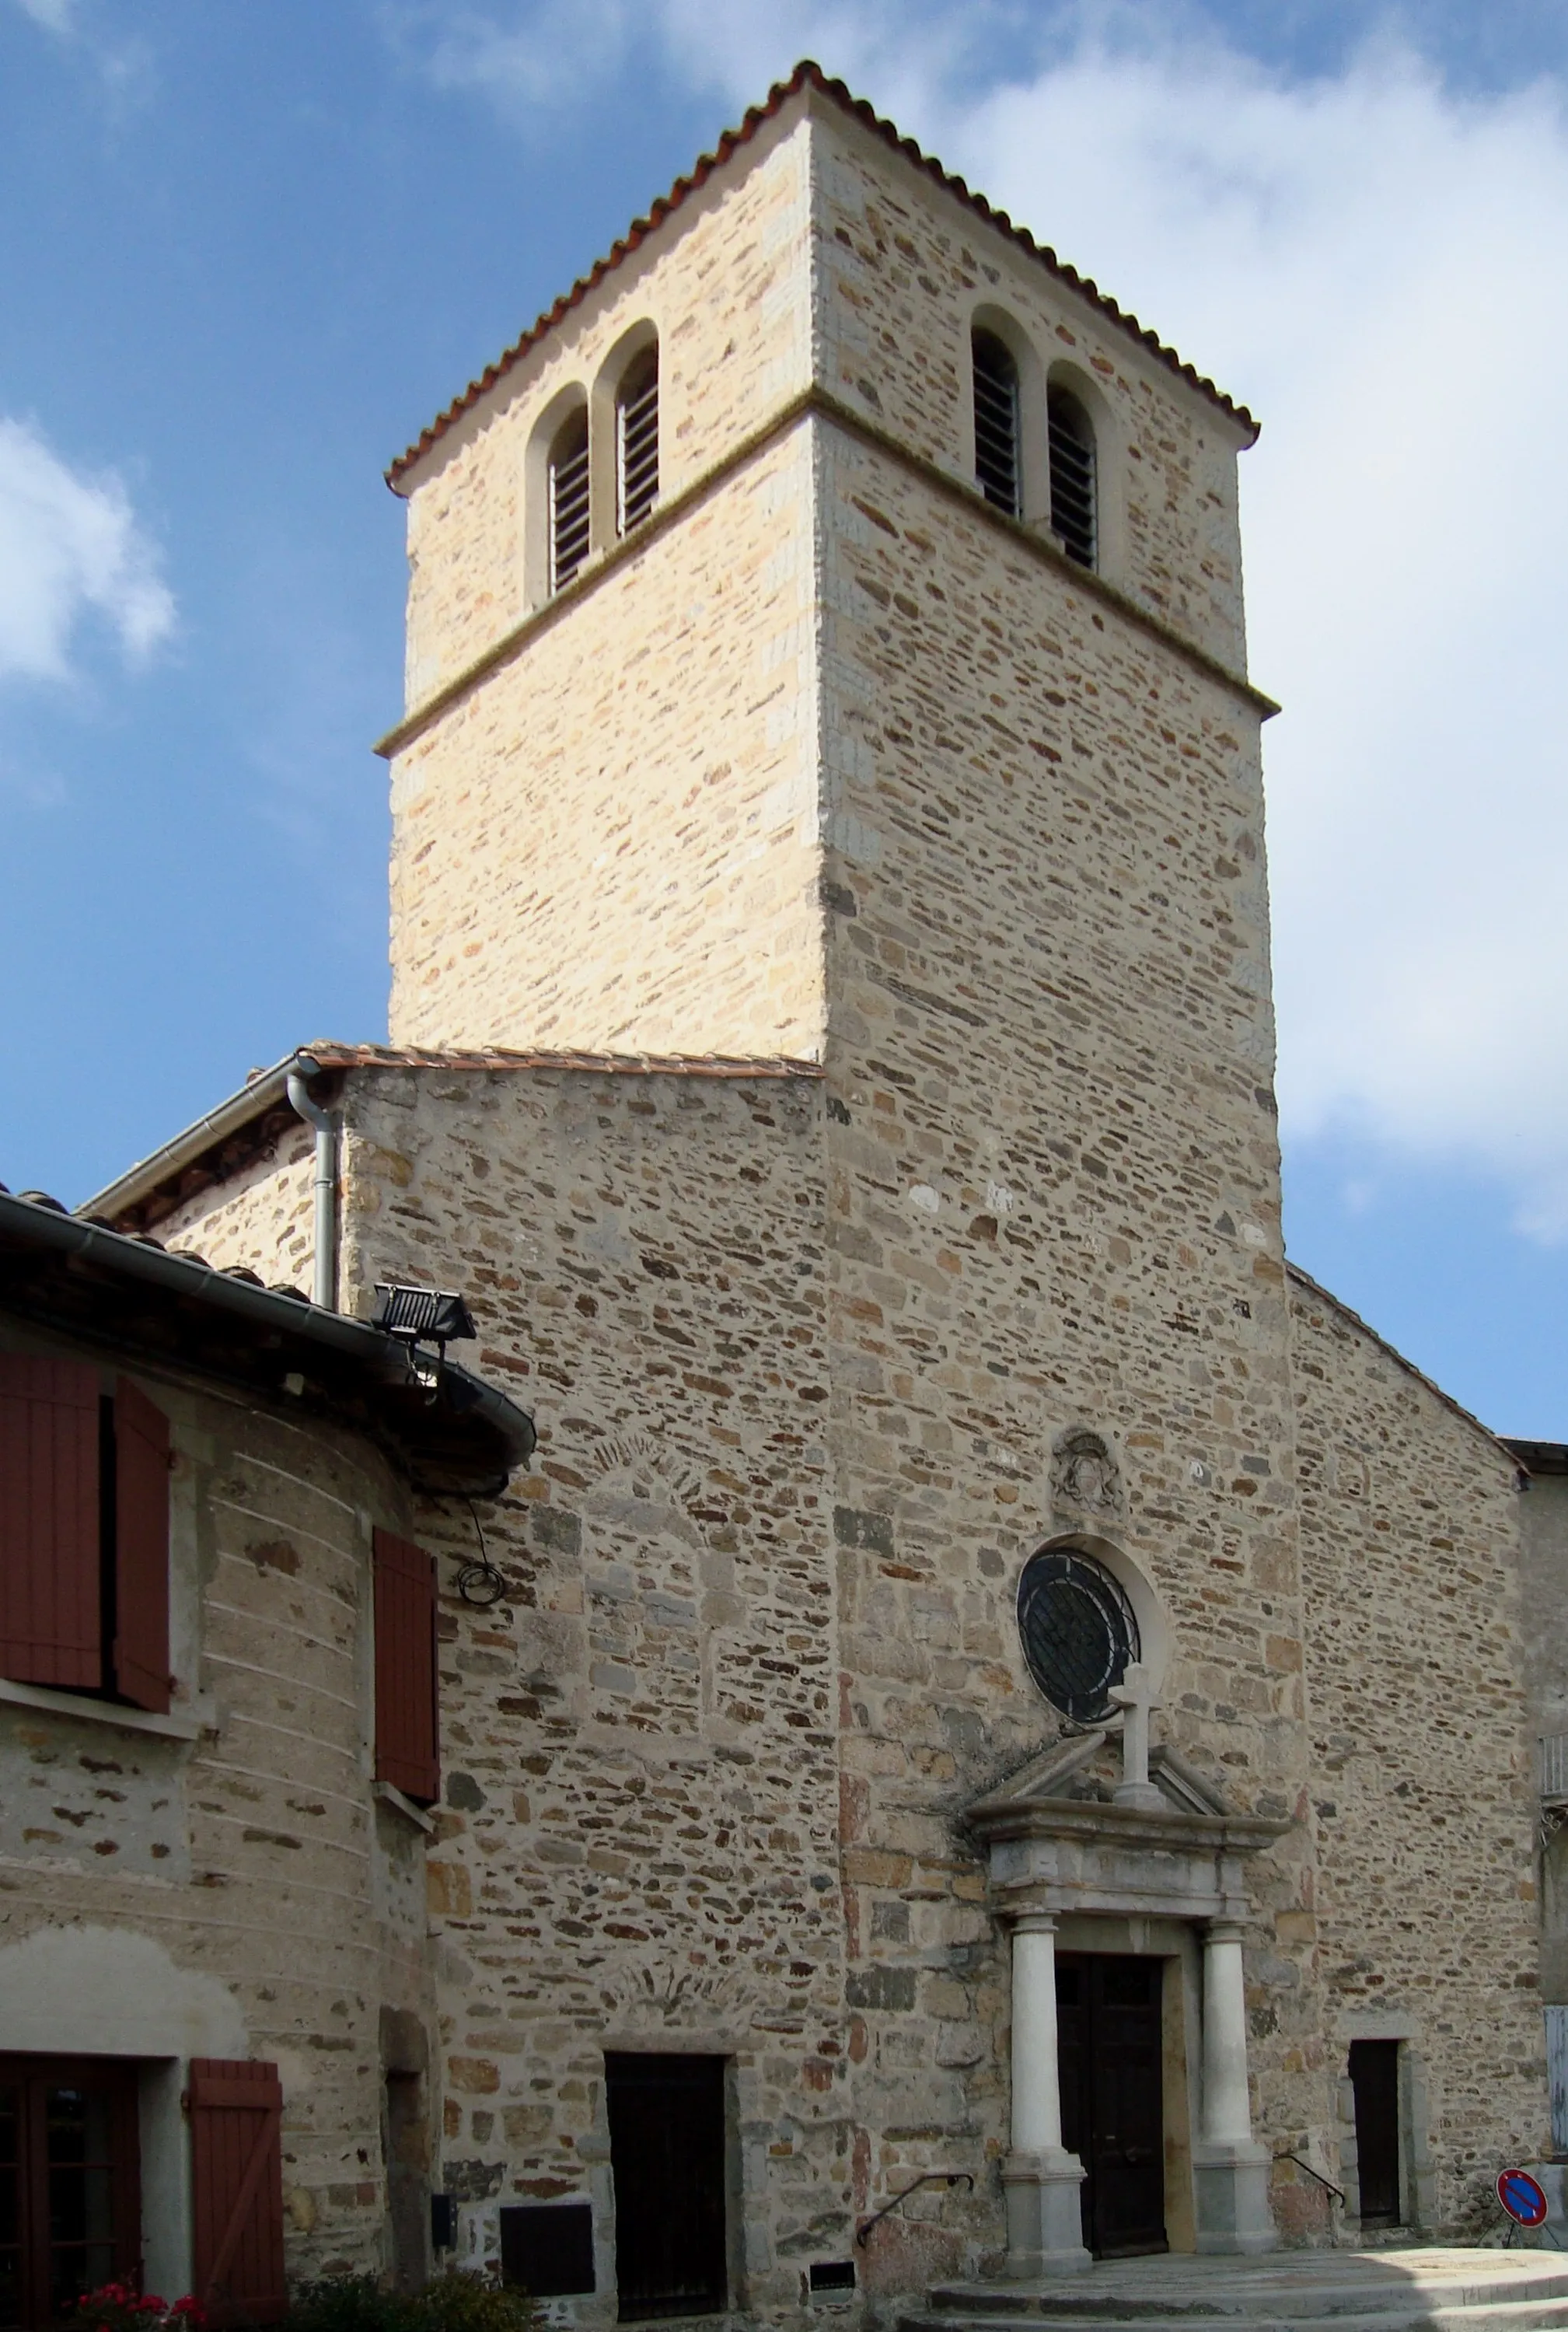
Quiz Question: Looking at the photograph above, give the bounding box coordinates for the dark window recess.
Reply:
[549,408,592,593]
[373,1529,440,1806]
[1056,1956,1168,2260]
[0,2054,142,2327]
[1349,2040,1402,2225]
[808,2261,856,2295]
[616,352,659,535]
[973,330,1021,518]
[606,2054,727,2320]
[0,1361,170,1711]
[1017,1547,1139,1722]
[1048,386,1097,568]
[501,2202,596,2298]
[431,2194,456,2254]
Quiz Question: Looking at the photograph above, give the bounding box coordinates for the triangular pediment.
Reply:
[967,1730,1234,1823]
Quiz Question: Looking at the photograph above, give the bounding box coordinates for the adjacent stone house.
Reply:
[74,60,1552,2325]
[0,1182,533,2317]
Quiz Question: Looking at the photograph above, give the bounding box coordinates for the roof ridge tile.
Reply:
[386,59,1255,489]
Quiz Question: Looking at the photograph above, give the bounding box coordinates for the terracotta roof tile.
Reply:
[303,1041,822,1079]
[388,59,1257,489]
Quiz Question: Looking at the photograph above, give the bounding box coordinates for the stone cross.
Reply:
[1107,1662,1164,1811]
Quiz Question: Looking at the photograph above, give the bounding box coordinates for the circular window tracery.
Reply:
[1017,1546,1140,1722]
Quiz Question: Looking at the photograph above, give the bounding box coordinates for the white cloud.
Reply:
[416,4,1568,1236]
[924,34,1568,1234]
[0,418,175,684]
[12,0,78,31]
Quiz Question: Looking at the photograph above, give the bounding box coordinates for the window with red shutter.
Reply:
[0,1355,103,1690]
[373,1528,440,1805]
[189,2058,287,2325]
[113,1377,172,1713]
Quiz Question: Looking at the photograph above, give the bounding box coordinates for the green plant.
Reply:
[284,2271,540,2332]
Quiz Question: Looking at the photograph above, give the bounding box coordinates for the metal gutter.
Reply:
[0,1189,536,1480]
[82,1051,304,1225]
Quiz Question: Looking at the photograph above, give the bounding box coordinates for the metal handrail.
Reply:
[1275,2150,1346,2206]
[856,2171,974,2246]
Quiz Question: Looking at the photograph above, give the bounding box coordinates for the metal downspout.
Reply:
[285,1054,340,1312]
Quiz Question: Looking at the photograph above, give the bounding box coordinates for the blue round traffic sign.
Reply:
[1498,2169,1549,2227]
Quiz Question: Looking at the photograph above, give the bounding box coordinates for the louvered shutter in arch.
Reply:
[548,407,591,594]
[616,349,659,535]
[190,2058,287,2324]
[374,1527,440,1805]
[0,1354,103,1690]
[973,328,1021,519]
[114,1377,171,1712]
[1047,385,1097,570]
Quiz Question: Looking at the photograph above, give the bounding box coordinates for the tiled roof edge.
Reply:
[386,59,1258,490]
[81,1044,823,1228]
[1285,1260,1520,1475]
[305,1042,823,1078]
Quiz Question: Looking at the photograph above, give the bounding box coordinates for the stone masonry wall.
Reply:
[808,101,1251,676]
[0,1328,434,2287]
[151,1119,316,1286]
[806,411,1320,2268]
[1290,1275,1543,2229]
[389,432,824,1059]
[330,1060,856,2303]
[386,93,1257,1066]
[398,109,811,708]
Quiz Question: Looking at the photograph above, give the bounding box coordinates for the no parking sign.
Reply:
[1499,2169,1550,2228]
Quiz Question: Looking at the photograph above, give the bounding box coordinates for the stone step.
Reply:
[905,2308,1568,2332]
[910,2254,1568,2329]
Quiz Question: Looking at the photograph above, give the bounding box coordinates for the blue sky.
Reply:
[3,0,1567,1435]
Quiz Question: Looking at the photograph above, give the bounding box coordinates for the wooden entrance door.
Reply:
[1056,1956,1168,2259]
[1348,2040,1402,2225]
[605,2054,727,2320]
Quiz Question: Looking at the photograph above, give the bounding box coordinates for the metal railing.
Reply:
[856,2172,974,2246]
[1542,1735,1568,1800]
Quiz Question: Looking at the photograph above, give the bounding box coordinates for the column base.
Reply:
[1193,2140,1279,2255]
[1001,2148,1093,2277]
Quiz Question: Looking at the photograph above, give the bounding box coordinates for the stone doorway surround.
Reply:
[966,1725,1291,2276]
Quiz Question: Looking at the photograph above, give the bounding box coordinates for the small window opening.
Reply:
[1048,386,1097,568]
[548,407,592,594]
[973,329,1021,518]
[617,349,659,536]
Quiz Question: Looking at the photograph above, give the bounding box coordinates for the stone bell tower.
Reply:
[380,63,1318,2272]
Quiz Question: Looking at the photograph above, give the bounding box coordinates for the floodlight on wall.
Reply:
[371,1285,477,1349]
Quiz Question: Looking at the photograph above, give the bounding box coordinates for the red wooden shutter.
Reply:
[373,1527,440,1804]
[190,2058,286,2323]
[0,1354,102,1690]
[113,1378,171,1712]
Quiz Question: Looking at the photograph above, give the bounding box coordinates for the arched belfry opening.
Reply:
[973,326,1022,518]
[547,402,592,594]
[1047,383,1097,568]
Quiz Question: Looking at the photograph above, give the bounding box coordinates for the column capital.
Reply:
[1010,1910,1059,1936]
[1205,1918,1246,1946]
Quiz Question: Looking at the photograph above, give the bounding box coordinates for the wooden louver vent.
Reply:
[616,352,659,535]
[973,329,1021,519]
[1048,386,1097,569]
[548,409,592,594]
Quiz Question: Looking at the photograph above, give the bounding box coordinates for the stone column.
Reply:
[1001,1914,1091,2278]
[1193,1919,1277,2254]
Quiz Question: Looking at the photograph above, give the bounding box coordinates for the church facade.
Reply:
[87,64,1546,2316]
